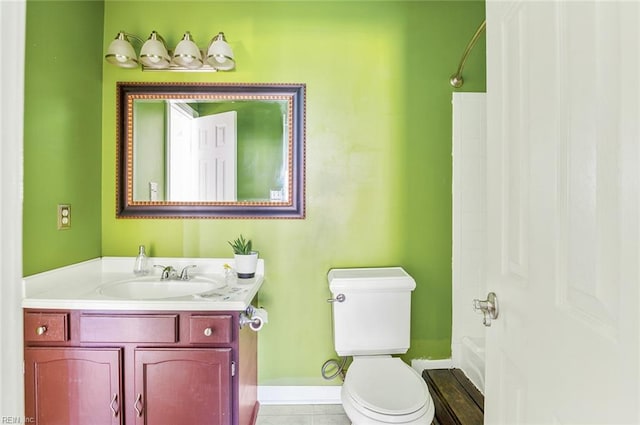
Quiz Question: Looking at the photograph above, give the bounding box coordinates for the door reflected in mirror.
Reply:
[117,83,305,218]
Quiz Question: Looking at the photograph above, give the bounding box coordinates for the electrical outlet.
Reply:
[57,204,71,230]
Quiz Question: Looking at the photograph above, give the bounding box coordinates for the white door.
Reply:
[167,107,237,201]
[167,102,197,201]
[484,1,639,424]
[192,111,237,201]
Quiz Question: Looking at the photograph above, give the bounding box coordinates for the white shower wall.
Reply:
[451,92,487,393]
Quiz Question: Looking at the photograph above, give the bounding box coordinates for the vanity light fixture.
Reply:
[105,30,235,72]
[206,32,235,71]
[139,31,171,69]
[105,32,139,68]
[173,31,204,69]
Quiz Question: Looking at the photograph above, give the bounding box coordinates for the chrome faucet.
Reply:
[155,265,178,280]
[179,265,197,281]
[154,264,197,281]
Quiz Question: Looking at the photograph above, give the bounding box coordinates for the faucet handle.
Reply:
[153,265,177,280]
[179,265,197,281]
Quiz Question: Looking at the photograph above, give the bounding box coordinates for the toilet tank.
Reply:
[328,267,416,356]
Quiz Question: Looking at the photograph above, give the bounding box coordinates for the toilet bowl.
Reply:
[327,267,434,425]
[341,356,433,425]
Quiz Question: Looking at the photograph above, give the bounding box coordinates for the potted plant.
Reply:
[228,235,258,278]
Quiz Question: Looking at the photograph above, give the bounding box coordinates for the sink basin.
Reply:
[99,276,226,300]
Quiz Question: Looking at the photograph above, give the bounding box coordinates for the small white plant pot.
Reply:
[234,252,258,279]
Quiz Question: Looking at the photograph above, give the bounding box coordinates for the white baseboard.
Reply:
[258,386,342,405]
[258,360,452,405]
[411,358,453,374]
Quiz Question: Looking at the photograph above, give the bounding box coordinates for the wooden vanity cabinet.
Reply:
[133,348,232,425]
[24,309,258,425]
[24,347,122,425]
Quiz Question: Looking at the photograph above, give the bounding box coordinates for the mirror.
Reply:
[116,82,305,218]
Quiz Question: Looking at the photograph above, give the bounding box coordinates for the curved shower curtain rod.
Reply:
[450,19,486,88]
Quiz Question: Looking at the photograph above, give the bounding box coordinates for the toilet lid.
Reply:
[343,357,430,416]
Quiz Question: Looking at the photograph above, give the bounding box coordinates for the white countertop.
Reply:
[22,257,264,311]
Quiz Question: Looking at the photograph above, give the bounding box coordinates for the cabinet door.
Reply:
[134,348,232,425]
[25,347,122,425]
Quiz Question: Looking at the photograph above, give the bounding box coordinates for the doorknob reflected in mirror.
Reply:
[474,292,499,327]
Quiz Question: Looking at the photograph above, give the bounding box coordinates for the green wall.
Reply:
[101,0,485,385]
[23,1,104,276]
[133,101,166,200]
[24,0,486,387]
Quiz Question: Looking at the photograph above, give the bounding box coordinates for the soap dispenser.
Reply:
[133,245,149,276]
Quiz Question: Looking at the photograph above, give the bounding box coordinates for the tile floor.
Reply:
[256,404,351,425]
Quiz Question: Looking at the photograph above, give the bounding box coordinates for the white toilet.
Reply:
[328,267,434,425]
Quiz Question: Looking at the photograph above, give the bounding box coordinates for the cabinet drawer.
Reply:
[189,315,232,344]
[80,314,178,343]
[24,312,69,343]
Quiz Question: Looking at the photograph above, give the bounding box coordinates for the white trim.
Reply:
[258,386,342,405]
[257,359,454,406]
[451,92,487,352]
[451,342,463,368]
[0,0,25,418]
[411,358,454,374]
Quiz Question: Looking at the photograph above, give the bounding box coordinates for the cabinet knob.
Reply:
[36,326,47,335]
[203,327,213,337]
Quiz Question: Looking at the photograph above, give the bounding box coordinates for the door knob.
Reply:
[473,292,499,327]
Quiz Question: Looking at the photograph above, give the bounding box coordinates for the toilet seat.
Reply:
[342,356,433,424]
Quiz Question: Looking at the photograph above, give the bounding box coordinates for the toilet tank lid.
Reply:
[328,267,416,292]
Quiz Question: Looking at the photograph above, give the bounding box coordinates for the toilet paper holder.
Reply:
[239,305,267,331]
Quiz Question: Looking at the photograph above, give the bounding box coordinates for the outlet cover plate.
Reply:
[57,204,71,230]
